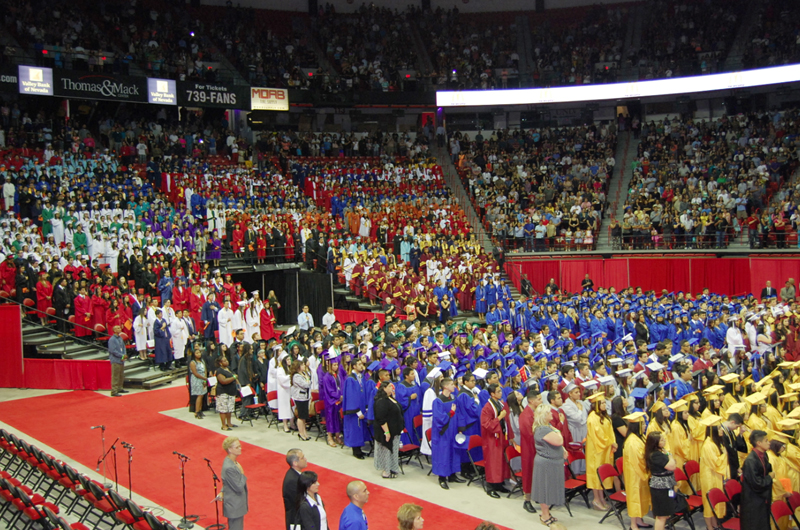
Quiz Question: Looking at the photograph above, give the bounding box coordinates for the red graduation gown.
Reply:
[480,400,510,484]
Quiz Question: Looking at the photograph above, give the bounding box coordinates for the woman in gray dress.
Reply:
[221,436,248,530]
[532,403,566,526]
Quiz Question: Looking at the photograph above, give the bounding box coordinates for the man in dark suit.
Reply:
[741,430,773,530]
[761,281,777,300]
[283,449,308,530]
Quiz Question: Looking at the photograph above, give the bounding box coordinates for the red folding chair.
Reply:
[313,401,326,441]
[504,446,523,498]
[724,479,741,516]
[425,429,433,476]
[563,461,590,516]
[267,391,280,429]
[684,460,701,495]
[771,499,795,530]
[465,435,486,490]
[567,450,587,482]
[674,467,703,518]
[706,488,738,530]
[596,463,627,530]
[398,430,423,473]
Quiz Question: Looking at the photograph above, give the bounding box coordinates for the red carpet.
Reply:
[0,388,494,530]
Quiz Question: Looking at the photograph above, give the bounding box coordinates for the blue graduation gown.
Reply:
[153,318,172,364]
[455,389,481,463]
[396,380,421,445]
[201,301,220,338]
[474,284,487,313]
[432,394,459,477]
[342,374,366,448]
[364,379,378,421]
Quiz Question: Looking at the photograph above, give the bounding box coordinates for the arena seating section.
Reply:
[3,0,795,90]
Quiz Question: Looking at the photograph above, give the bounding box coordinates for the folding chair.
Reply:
[504,446,523,498]
[614,456,624,488]
[567,450,587,482]
[107,489,137,527]
[240,402,267,426]
[563,461,590,516]
[313,401,327,441]
[684,460,701,495]
[425,429,433,475]
[398,429,423,473]
[44,505,91,530]
[596,463,627,530]
[465,435,486,491]
[772,499,795,530]
[723,478,741,517]
[705,488,739,530]
[674,467,703,519]
[267,391,280,429]
[11,487,60,530]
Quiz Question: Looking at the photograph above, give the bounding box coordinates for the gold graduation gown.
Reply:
[623,434,651,518]
[699,438,729,518]
[646,419,671,453]
[769,451,791,530]
[670,420,693,495]
[586,412,615,489]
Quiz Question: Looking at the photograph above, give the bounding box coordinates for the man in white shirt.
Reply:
[321,307,336,329]
[298,305,314,331]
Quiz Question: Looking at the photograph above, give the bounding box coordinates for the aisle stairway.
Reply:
[21,320,186,389]
[595,131,639,252]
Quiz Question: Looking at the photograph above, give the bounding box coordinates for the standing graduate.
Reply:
[153,308,173,371]
[480,383,510,498]
[395,367,422,446]
[518,387,539,513]
[699,415,729,530]
[740,430,773,530]
[455,372,482,478]
[343,358,368,459]
[585,392,617,510]
[432,377,464,489]
[320,355,343,448]
[623,412,651,530]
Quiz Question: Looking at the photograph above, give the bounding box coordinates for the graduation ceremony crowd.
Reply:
[197,270,800,530]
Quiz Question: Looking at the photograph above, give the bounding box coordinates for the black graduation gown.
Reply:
[721,426,748,480]
[740,450,773,530]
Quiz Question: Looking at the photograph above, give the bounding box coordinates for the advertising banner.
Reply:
[18,65,54,96]
[178,80,249,108]
[147,78,177,105]
[54,70,147,102]
[250,87,289,111]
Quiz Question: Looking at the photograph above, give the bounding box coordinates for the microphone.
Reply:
[204,458,212,463]
[173,451,190,460]
[91,425,105,430]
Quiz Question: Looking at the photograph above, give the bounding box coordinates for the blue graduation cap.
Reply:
[576,333,588,341]
[591,331,604,339]
[533,352,546,361]
[456,367,467,379]
[486,353,500,365]
[438,360,452,373]
[647,343,657,351]
[662,379,677,396]
[573,347,586,355]
[687,338,699,346]
[386,360,400,372]
[503,366,519,379]
[367,361,381,371]
[630,387,648,400]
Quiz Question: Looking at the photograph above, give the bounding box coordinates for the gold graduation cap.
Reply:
[668,400,688,413]
[726,403,747,415]
[777,418,800,430]
[700,415,723,427]
[769,429,791,442]
[779,392,799,402]
[683,392,699,402]
[587,392,606,403]
[720,373,740,383]
[650,401,667,413]
[703,385,724,396]
[623,411,646,423]
[744,392,766,406]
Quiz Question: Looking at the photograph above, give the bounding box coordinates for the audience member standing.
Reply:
[338,481,370,530]
[108,325,127,397]
[221,437,248,530]
[283,449,308,530]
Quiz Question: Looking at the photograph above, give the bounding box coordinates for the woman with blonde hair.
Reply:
[221,436,248,530]
[397,503,424,530]
[532,403,565,526]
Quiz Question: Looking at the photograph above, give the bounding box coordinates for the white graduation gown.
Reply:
[217,308,235,347]
[133,315,148,351]
[276,366,292,420]
[170,317,188,360]
[245,303,262,342]
[267,357,278,407]
[421,387,437,455]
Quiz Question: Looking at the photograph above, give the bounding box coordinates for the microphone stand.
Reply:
[95,432,117,490]
[176,453,197,529]
[123,442,134,499]
[205,459,225,530]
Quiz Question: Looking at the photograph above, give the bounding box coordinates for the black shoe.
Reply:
[638,524,653,529]
[118,390,130,394]
[448,474,466,483]
[439,480,449,490]
[487,490,501,499]
[353,454,365,460]
[497,486,511,493]
[523,501,538,513]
